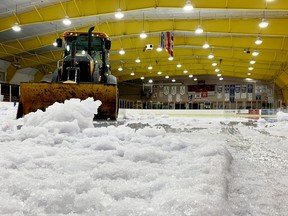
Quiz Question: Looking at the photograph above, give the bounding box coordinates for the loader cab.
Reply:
[57,31,112,83]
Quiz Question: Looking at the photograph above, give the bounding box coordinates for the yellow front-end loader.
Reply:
[16,27,118,120]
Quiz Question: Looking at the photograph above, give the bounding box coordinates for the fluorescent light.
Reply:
[115,8,124,19]
[195,25,204,34]
[62,16,71,25]
[12,23,21,32]
[140,31,147,39]
[119,48,125,55]
[183,0,193,11]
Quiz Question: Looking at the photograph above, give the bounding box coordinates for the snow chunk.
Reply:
[22,98,101,132]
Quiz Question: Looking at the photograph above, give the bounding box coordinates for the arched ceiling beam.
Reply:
[1,18,288,59]
[1,0,288,33]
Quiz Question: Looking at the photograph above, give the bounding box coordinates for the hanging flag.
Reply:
[165,32,174,57]
[160,32,165,49]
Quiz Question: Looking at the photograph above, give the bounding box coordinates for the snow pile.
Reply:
[22,98,101,133]
[277,111,288,122]
[0,100,235,215]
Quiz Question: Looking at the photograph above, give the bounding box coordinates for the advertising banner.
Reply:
[235,84,240,99]
[224,85,229,101]
[241,84,247,99]
[248,84,253,101]
[217,84,223,99]
[230,85,235,103]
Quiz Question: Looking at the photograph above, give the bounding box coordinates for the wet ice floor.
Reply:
[94,118,288,215]
[220,121,288,216]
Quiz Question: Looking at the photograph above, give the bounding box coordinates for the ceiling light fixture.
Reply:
[189,74,193,78]
[203,41,210,49]
[172,78,176,82]
[156,45,163,52]
[148,79,153,83]
[165,75,169,79]
[212,62,217,66]
[203,33,210,48]
[177,63,182,68]
[140,76,145,80]
[130,72,135,76]
[140,13,147,39]
[168,56,174,61]
[118,66,123,71]
[62,15,71,26]
[250,60,256,64]
[183,0,193,11]
[157,71,162,75]
[135,58,141,63]
[119,48,125,55]
[148,65,153,70]
[217,73,222,77]
[219,77,224,80]
[255,37,263,45]
[208,53,214,59]
[259,18,269,28]
[115,8,124,19]
[195,25,204,34]
[183,69,188,73]
[215,68,220,72]
[12,22,21,32]
[115,0,124,19]
[247,72,251,76]
[195,12,203,34]
[12,5,21,32]
[252,50,259,56]
[248,67,254,71]
[140,31,147,39]
[194,77,197,81]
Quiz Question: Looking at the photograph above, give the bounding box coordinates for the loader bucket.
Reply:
[16,82,118,120]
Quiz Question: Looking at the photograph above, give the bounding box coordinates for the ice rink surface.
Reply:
[0,99,287,215]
